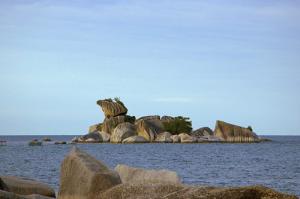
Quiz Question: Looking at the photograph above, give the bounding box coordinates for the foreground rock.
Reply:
[122,136,148,143]
[214,120,260,142]
[0,176,55,198]
[97,99,128,118]
[110,122,137,143]
[58,147,121,199]
[115,164,181,184]
[101,184,297,199]
[57,148,296,199]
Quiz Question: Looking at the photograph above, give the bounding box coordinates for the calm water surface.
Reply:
[0,135,299,196]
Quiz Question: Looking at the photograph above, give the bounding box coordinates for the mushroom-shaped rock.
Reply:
[178,133,197,143]
[58,147,121,199]
[170,135,180,143]
[102,115,135,134]
[135,117,164,142]
[214,120,259,142]
[155,132,173,143]
[110,122,137,143]
[0,176,55,198]
[97,99,128,118]
[99,131,110,142]
[115,164,181,184]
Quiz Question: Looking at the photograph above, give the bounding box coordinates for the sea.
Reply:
[0,135,299,197]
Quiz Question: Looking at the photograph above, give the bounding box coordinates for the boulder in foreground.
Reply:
[214,120,260,142]
[0,176,55,198]
[115,164,181,184]
[58,147,121,199]
[101,183,297,199]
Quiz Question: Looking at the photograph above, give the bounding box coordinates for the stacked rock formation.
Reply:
[73,98,265,143]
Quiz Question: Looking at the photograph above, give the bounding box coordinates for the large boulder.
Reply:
[155,132,173,143]
[101,183,296,199]
[58,147,121,199]
[115,164,181,184]
[178,133,197,143]
[0,176,55,198]
[214,120,260,142]
[192,127,214,137]
[110,122,137,143]
[97,99,128,118]
[136,115,160,121]
[99,131,110,142]
[102,115,135,134]
[122,136,148,143]
[135,117,164,142]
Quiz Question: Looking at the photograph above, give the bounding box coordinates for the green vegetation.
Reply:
[163,116,192,135]
[114,97,126,108]
[247,126,253,131]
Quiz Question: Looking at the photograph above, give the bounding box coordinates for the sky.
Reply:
[0,0,299,135]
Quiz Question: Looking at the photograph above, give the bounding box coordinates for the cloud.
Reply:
[153,97,193,103]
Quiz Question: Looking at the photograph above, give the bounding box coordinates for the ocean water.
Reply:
[0,135,299,197]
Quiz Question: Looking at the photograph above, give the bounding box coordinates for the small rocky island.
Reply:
[72,98,266,144]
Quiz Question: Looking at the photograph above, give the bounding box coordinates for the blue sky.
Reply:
[0,0,299,135]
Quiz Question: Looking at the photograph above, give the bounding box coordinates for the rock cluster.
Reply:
[57,148,296,199]
[73,98,265,143]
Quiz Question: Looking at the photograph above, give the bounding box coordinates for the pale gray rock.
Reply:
[58,147,121,199]
[110,122,137,143]
[115,164,181,184]
[170,135,180,143]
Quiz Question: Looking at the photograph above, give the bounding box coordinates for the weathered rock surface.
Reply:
[122,136,148,143]
[99,131,110,142]
[155,132,173,143]
[214,120,259,142]
[170,135,180,143]
[136,115,160,121]
[115,164,181,184]
[178,133,197,143]
[135,117,164,141]
[101,183,297,199]
[81,132,103,143]
[102,115,135,134]
[192,127,214,137]
[58,147,121,199]
[0,176,55,198]
[97,99,128,118]
[110,122,137,143]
